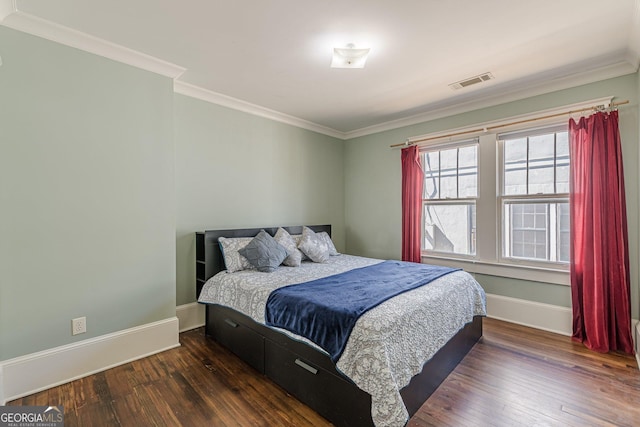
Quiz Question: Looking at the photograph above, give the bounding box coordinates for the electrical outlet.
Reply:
[72,317,86,335]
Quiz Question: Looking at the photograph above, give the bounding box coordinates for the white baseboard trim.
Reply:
[176,302,206,332]
[486,293,573,336]
[487,294,640,368]
[0,317,179,405]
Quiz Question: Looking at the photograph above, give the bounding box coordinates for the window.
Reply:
[499,125,569,266]
[422,141,478,256]
[417,116,574,284]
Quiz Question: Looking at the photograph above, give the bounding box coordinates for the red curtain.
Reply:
[569,110,633,354]
[401,145,424,263]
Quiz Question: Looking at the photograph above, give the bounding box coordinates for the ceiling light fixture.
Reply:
[331,43,370,69]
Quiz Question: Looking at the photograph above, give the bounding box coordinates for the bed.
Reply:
[196,225,486,427]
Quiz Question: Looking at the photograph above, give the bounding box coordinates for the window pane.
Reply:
[422,144,477,200]
[523,211,534,227]
[458,145,478,198]
[423,152,440,199]
[557,202,570,262]
[528,133,555,194]
[440,175,457,199]
[424,203,476,255]
[523,242,535,258]
[502,130,570,197]
[504,137,527,162]
[535,244,547,259]
[439,149,458,198]
[503,201,568,263]
[556,132,569,193]
[504,138,527,195]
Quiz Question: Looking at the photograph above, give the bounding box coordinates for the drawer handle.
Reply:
[294,358,318,375]
[224,318,238,328]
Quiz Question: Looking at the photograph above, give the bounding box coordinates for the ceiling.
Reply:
[2,0,639,138]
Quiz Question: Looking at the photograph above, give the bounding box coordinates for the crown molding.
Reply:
[0,2,345,138]
[344,60,636,140]
[0,7,185,79]
[0,0,16,21]
[174,81,347,139]
[404,96,613,148]
[177,61,634,142]
[2,0,636,141]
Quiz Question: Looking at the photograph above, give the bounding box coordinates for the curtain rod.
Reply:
[390,99,629,148]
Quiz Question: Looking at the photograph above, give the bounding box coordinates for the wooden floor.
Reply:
[8,318,640,426]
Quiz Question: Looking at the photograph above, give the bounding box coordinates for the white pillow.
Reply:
[292,234,308,261]
[317,231,340,256]
[218,236,255,273]
[274,228,303,267]
[297,226,330,263]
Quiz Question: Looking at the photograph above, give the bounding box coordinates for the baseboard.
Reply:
[176,302,206,332]
[0,317,179,405]
[486,293,573,336]
[487,294,640,366]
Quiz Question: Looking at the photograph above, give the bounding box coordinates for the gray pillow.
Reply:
[274,227,303,267]
[239,230,288,272]
[298,226,330,263]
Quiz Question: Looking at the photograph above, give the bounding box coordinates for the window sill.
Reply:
[421,254,570,286]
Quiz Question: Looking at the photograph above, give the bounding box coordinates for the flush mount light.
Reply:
[331,43,370,69]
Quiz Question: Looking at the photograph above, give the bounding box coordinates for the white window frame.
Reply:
[421,139,479,259]
[497,124,570,271]
[413,103,593,286]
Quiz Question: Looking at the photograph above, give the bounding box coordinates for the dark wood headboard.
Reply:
[195,225,331,298]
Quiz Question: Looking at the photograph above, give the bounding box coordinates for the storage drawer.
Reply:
[264,340,372,427]
[208,307,265,374]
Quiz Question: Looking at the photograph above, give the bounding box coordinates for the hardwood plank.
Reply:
[7,318,639,426]
[75,401,119,427]
[109,392,147,426]
[411,318,640,427]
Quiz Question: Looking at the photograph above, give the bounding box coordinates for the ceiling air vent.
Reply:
[449,72,494,90]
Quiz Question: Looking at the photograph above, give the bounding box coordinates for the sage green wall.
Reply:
[174,94,345,305]
[0,27,176,360]
[345,74,639,318]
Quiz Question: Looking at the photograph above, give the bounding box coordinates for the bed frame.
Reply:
[196,225,482,427]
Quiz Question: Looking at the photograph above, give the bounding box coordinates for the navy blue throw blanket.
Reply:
[265,260,460,362]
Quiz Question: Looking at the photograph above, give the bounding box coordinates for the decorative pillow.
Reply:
[317,231,340,256]
[218,236,255,273]
[298,226,330,263]
[274,228,303,267]
[293,234,308,261]
[238,230,288,273]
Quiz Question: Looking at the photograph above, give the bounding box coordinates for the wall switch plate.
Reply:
[72,317,86,335]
